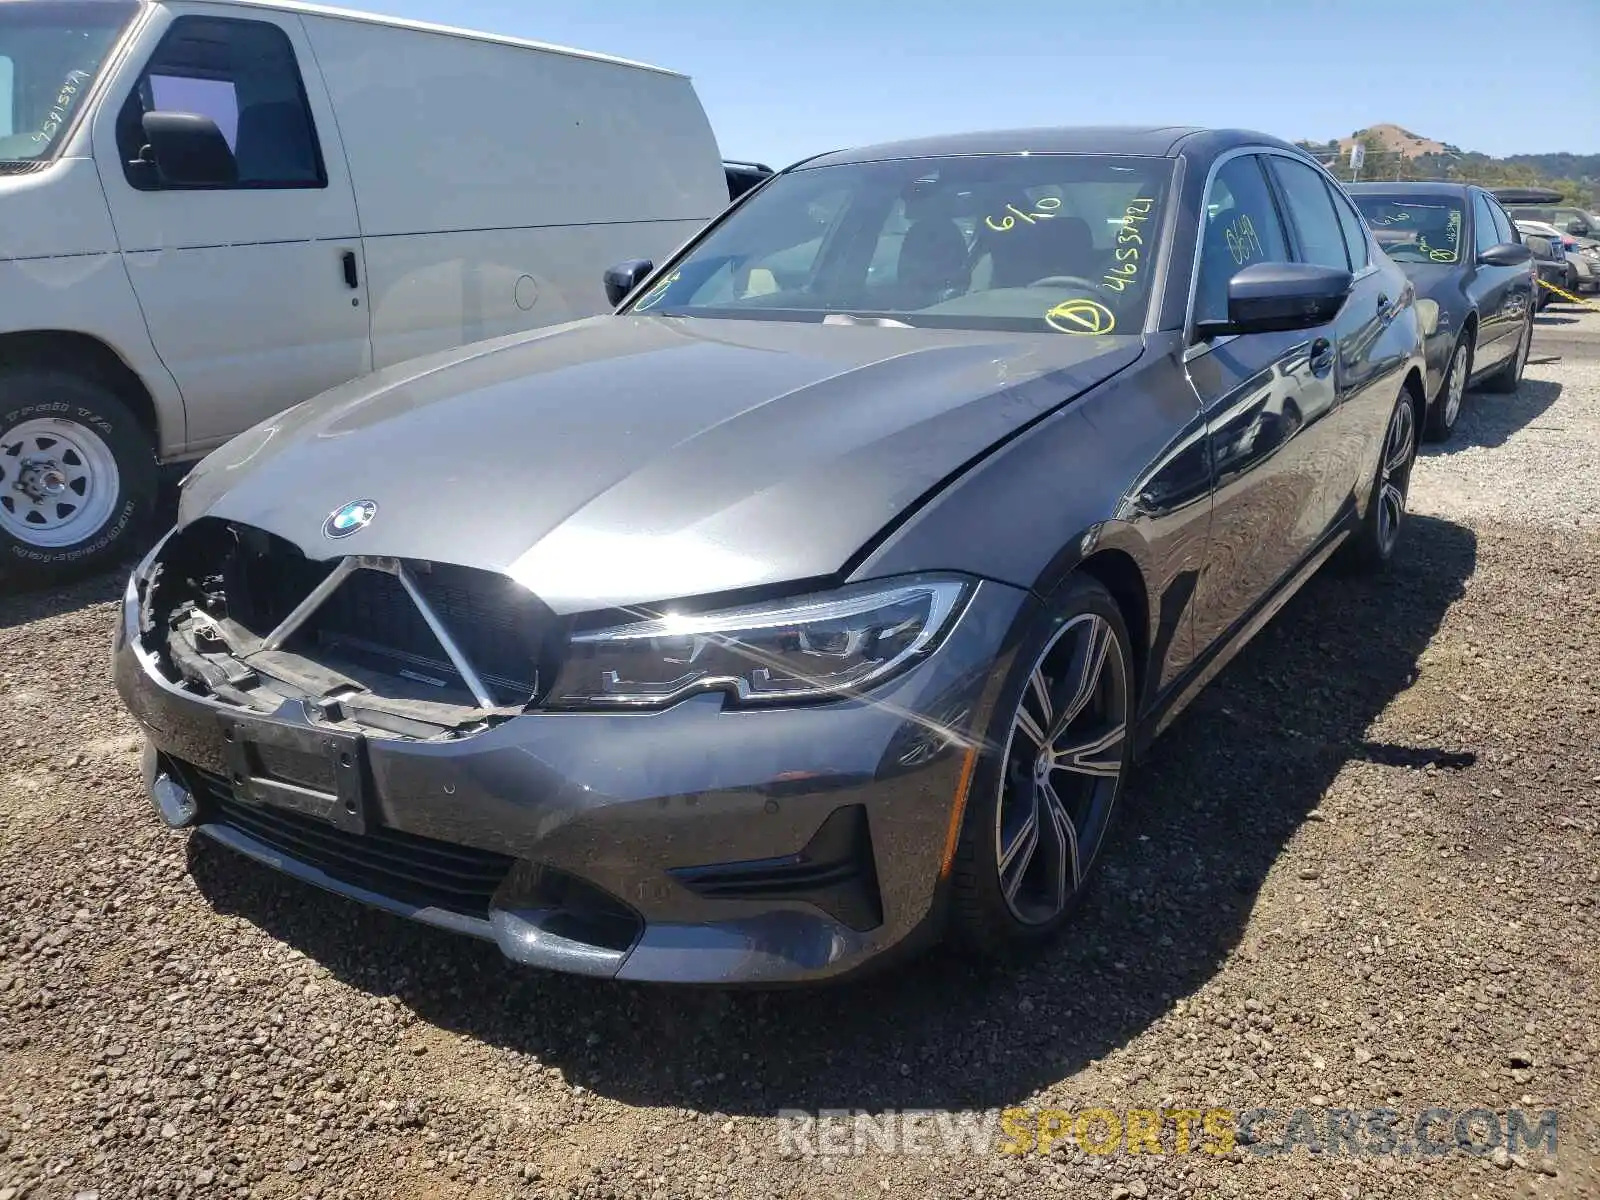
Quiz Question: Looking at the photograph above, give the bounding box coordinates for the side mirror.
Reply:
[1566,220,1588,236]
[141,111,236,186]
[1478,242,1533,267]
[604,259,654,307]
[1195,262,1353,339]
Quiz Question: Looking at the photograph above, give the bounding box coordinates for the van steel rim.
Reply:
[0,418,121,548]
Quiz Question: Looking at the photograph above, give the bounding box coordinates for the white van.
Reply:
[0,0,728,584]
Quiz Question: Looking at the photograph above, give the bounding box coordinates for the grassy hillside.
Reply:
[1296,126,1599,205]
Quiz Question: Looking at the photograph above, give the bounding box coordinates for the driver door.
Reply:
[1185,153,1338,654]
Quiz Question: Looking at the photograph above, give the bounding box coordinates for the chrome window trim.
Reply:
[1182,146,1378,365]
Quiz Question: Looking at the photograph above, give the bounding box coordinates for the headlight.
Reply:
[549,576,971,708]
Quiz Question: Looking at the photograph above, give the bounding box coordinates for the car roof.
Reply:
[1345,181,1476,197]
[794,126,1299,168]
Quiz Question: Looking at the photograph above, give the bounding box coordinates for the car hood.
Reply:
[180,314,1142,612]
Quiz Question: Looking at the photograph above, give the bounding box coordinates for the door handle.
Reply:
[342,250,359,289]
[1309,337,1334,375]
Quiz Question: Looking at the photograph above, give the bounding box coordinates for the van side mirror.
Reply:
[1194,262,1353,338]
[1566,220,1588,236]
[604,259,654,307]
[141,111,236,187]
[1478,242,1533,268]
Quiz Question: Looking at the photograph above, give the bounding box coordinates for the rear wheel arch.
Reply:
[1403,366,1427,431]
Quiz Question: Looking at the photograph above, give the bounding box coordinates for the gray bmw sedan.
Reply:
[114,127,1426,984]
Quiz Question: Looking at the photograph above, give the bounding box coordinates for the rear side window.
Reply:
[117,16,324,190]
[1328,183,1370,270]
[1194,154,1289,325]
[1267,157,1349,271]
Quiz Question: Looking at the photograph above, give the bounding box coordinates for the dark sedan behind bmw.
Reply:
[1347,182,1536,442]
[114,127,1426,985]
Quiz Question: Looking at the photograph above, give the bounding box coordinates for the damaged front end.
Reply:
[133,518,559,742]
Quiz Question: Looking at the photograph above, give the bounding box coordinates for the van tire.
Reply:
[0,368,158,590]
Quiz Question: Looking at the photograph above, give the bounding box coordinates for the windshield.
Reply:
[1351,195,1464,265]
[0,1,139,165]
[625,154,1177,336]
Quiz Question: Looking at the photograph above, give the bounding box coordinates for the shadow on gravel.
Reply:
[187,514,1477,1117]
[1421,378,1563,457]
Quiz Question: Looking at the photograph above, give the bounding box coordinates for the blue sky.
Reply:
[346,0,1598,166]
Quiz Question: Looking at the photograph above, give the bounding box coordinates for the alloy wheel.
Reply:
[1376,398,1416,558]
[1443,342,1468,427]
[993,611,1130,926]
[0,418,122,549]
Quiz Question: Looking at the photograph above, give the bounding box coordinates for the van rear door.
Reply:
[90,5,370,453]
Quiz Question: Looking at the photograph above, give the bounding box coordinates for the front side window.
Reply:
[1194,155,1289,326]
[1328,184,1370,270]
[1350,194,1465,265]
[626,154,1176,337]
[1268,157,1349,271]
[1473,193,1500,256]
[0,0,139,167]
[1488,201,1515,247]
[116,17,324,190]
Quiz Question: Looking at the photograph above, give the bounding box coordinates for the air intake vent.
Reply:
[669,805,883,931]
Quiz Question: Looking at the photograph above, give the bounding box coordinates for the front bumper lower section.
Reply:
[114,560,1027,984]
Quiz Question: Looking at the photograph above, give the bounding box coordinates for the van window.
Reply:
[117,17,325,190]
[0,57,12,137]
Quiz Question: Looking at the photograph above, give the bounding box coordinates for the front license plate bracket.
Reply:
[217,713,371,835]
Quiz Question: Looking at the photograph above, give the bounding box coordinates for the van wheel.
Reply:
[0,368,158,589]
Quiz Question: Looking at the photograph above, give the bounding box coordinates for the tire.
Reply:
[1341,385,1418,575]
[949,574,1135,955]
[1479,312,1532,395]
[1424,334,1470,442]
[0,367,158,589]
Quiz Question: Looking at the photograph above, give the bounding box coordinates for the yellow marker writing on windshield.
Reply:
[1045,298,1115,336]
[633,270,681,311]
[986,196,1061,232]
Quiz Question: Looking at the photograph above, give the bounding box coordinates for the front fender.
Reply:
[850,339,1213,701]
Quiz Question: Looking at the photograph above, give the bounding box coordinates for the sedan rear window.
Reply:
[627,154,1177,337]
[1351,195,1464,265]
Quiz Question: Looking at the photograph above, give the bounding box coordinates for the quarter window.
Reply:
[1267,157,1349,271]
[1473,193,1500,256]
[1194,155,1289,326]
[117,17,324,190]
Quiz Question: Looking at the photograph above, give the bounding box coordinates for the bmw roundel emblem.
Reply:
[323,499,377,539]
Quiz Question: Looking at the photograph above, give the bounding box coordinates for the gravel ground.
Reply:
[3,304,1598,1200]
